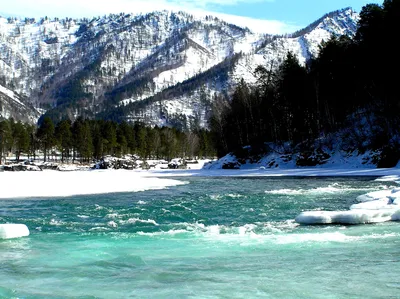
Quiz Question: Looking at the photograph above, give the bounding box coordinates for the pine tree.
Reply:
[25,124,38,161]
[102,121,118,156]
[160,127,178,160]
[209,94,230,156]
[91,121,104,160]
[136,126,147,159]
[275,51,314,143]
[12,122,30,161]
[55,119,72,163]
[0,120,12,164]
[72,118,93,163]
[37,117,55,162]
[117,121,136,155]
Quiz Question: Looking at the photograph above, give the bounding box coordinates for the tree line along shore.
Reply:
[0,117,216,166]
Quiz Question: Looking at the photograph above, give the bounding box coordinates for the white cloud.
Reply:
[0,0,299,34]
[204,12,300,34]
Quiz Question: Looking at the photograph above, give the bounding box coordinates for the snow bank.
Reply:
[0,224,30,239]
[0,170,187,198]
[296,187,400,225]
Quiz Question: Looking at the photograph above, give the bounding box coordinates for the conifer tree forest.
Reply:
[0,117,215,164]
[1,1,399,166]
[209,0,400,166]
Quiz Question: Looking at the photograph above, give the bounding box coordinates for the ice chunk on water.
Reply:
[296,184,400,225]
[295,209,395,225]
[0,224,30,239]
[295,211,336,224]
[356,190,392,202]
[350,199,395,210]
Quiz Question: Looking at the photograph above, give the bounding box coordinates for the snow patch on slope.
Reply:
[0,85,24,106]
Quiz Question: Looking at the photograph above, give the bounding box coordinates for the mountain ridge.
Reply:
[0,7,359,127]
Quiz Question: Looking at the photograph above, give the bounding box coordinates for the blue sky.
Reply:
[0,0,381,34]
[213,0,379,26]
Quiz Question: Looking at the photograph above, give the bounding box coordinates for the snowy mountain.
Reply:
[0,8,358,126]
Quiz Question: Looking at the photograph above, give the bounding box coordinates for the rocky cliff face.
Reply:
[0,8,358,126]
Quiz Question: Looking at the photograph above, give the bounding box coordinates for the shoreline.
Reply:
[1,165,400,199]
[2,159,400,177]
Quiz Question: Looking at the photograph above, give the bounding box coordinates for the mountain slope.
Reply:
[0,84,40,123]
[0,8,359,127]
[232,7,359,85]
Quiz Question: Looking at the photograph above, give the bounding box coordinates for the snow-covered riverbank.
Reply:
[0,170,188,198]
[2,162,400,225]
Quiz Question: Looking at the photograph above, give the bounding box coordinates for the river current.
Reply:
[1,176,400,298]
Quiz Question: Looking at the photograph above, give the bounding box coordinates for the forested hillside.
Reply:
[209,0,400,168]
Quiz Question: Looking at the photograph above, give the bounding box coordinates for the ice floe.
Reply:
[0,224,30,239]
[296,188,400,225]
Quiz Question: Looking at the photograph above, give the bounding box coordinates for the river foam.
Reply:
[265,184,386,195]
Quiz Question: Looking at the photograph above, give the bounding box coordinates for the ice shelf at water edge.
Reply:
[295,185,400,225]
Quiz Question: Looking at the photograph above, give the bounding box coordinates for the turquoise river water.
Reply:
[1,176,400,299]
